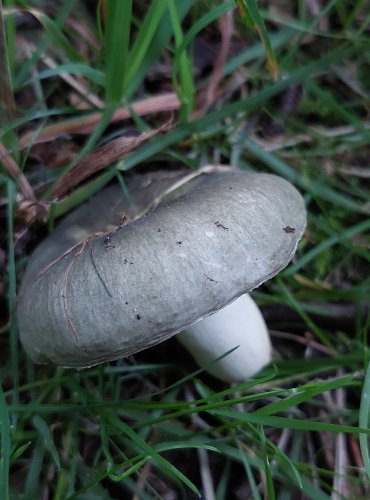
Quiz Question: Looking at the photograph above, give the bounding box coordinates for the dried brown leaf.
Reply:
[51,118,173,200]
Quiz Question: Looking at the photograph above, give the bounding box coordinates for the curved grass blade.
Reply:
[235,0,278,77]
[168,0,194,120]
[0,384,10,500]
[0,0,15,120]
[359,359,370,480]
[32,415,61,471]
[24,64,105,87]
[254,374,354,416]
[125,0,194,99]
[108,415,200,496]
[123,0,167,94]
[259,425,276,500]
[105,0,132,104]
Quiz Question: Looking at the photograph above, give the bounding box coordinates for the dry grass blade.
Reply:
[51,118,174,199]
[20,93,180,148]
[195,10,234,118]
[40,53,104,109]
[251,121,370,152]
[0,142,35,200]
[270,330,335,356]
[332,369,349,500]
[139,164,232,215]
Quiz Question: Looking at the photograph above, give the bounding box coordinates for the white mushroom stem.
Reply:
[177,294,272,383]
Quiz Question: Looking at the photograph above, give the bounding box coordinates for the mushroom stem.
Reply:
[177,294,272,382]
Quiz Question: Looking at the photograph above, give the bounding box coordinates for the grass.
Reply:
[0,0,370,498]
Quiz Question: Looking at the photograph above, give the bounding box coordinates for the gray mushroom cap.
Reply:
[18,168,306,368]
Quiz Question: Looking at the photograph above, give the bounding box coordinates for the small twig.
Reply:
[33,240,91,284]
[307,0,329,32]
[61,238,92,343]
[306,431,320,488]
[269,330,335,356]
[194,10,234,118]
[139,164,231,215]
[348,435,364,469]
[197,447,216,500]
[185,386,216,499]
[276,427,291,454]
[251,121,370,152]
[20,93,180,147]
[0,142,36,201]
[41,54,104,109]
[332,369,349,500]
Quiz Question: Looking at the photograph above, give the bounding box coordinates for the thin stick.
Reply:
[0,142,36,201]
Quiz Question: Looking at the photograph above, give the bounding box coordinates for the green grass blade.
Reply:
[210,409,369,435]
[239,449,262,500]
[276,278,334,349]
[0,1,15,120]
[109,457,149,482]
[177,0,233,58]
[32,415,61,470]
[235,0,278,77]
[255,375,354,416]
[24,438,45,500]
[123,0,167,93]
[14,0,76,88]
[125,0,193,99]
[107,415,200,496]
[10,441,32,463]
[307,79,370,141]
[6,179,18,423]
[122,44,355,170]
[105,0,133,104]
[259,425,276,500]
[29,8,84,62]
[244,139,365,213]
[282,218,370,277]
[300,477,331,500]
[24,63,105,87]
[168,0,194,120]
[0,384,10,500]
[359,359,370,480]
[223,27,294,77]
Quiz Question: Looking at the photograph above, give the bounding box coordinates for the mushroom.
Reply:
[17,167,306,379]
